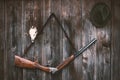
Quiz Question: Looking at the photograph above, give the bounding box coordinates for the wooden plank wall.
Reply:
[0,0,5,80]
[111,0,120,80]
[0,0,120,80]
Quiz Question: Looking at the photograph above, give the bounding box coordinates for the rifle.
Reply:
[15,38,97,74]
[15,55,58,73]
[56,38,97,72]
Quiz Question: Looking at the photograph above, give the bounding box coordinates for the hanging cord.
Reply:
[23,13,77,55]
[52,14,77,52]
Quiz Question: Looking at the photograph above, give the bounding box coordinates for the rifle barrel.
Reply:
[74,38,97,58]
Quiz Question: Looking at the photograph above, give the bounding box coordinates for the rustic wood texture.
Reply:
[82,0,111,80]
[0,1,5,80]
[82,0,97,80]
[111,0,120,80]
[1,0,120,80]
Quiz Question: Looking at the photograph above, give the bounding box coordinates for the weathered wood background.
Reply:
[0,0,120,80]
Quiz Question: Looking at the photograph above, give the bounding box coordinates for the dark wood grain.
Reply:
[82,0,111,80]
[4,1,14,80]
[33,0,44,79]
[50,0,62,80]
[95,0,111,80]
[1,0,120,80]
[63,0,83,80]
[0,1,5,80]
[82,0,97,80]
[22,1,35,80]
[15,1,23,80]
[111,0,120,80]
[99,1,111,80]
[39,0,52,80]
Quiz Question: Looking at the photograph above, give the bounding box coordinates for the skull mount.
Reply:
[29,26,38,43]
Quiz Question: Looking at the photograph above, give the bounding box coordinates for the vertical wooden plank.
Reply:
[14,1,23,80]
[0,0,5,80]
[4,1,8,80]
[22,1,36,80]
[4,1,14,80]
[111,0,120,80]
[61,0,83,80]
[33,0,43,80]
[61,0,72,80]
[82,0,111,80]
[11,1,23,80]
[82,0,96,80]
[92,0,111,80]
[30,0,52,80]
[95,0,111,80]
[4,1,23,80]
[40,0,52,80]
[41,0,51,70]
[82,0,97,80]
[20,1,26,80]
[68,0,83,80]
[51,0,63,80]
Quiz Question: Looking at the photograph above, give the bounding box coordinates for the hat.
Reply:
[90,2,111,27]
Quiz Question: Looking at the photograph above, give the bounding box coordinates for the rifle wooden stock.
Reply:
[15,55,50,72]
[56,55,75,71]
